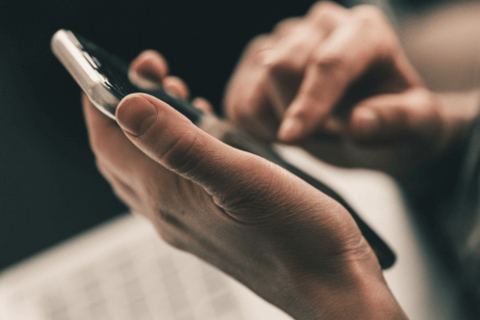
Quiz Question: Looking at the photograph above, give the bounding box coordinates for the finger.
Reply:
[115,93,303,208]
[129,50,191,100]
[82,94,164,184]
[115,93,346,228]
[226,76,280,142]
[224,36,281,141]
[116,93,239,187]
[306,1,346,22]
[348,87,441,146]
[225,74,280,141]
[163,76,190,100]
[265,22,329,118]
[265,5,348,120]
[278,7,397,143]
[268,1,347,73]
[129,50,168,84]
[192,97,213,113]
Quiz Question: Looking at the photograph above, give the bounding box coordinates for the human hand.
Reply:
[83,50,407,319]
[224,2,479,179]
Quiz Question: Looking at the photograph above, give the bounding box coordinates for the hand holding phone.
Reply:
[51,29,395,269]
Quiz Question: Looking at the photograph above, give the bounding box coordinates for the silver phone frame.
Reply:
[51,29,119,120]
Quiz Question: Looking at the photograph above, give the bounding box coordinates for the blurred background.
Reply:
[0,0,479,274]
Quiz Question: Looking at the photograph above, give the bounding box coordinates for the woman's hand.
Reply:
[224,1,479,180]
[83,50,407,319]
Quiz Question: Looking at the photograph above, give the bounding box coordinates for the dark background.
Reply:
[0,0,437,271]
[0,0,328,271]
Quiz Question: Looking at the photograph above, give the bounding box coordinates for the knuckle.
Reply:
[244,36,277,67]
[260,45,307,77]
[273,17,301,36]
[265,57,301,78]
[293,104,313,119]
[311,51,350,79]
[309,1,342,17]
[351,6,399,54]
[415,88,436,109]
[247,34,306,75]
[307,1,346,27]
[290,101,319,122]
[352,5,388,27]
[312,51,345,68]
[245,34,271,57]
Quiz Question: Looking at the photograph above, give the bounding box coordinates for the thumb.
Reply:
[348,87,442,146]
[115,93,352,228]
[115,93,272,201]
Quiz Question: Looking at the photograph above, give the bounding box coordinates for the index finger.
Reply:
[278,7,399,142]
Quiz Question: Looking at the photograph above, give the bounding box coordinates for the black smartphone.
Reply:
[51,29,396,269]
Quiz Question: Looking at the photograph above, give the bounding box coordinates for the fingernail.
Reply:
[128,69,161,90]
[278,117,304,142]
[352,108,380,139]
[116,96,158,137]
[164,87,180,99]
[136,60,163,84]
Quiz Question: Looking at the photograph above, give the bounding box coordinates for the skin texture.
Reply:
[83,2,480,318]
[83,50,407,318]
[224,2,480,180]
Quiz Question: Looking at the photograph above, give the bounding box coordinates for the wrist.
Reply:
[298,272,407,320]
[283,250,408,320]
[318,275,407,320]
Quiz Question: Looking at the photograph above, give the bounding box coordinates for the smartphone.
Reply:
[51,29,396,269]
